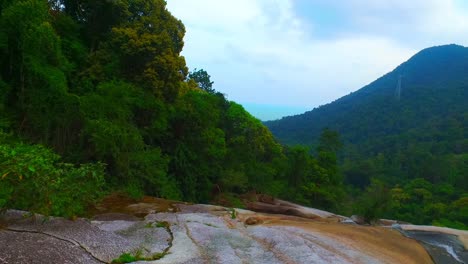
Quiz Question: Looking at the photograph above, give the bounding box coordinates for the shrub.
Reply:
[0,138,105,217]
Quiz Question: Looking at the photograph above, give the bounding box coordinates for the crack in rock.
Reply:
[183,223,211,263]
[159,223,174,260]
[5,228,106,263]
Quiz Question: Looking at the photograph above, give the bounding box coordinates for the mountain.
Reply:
[266,44,467,156]
[265,45,468,226]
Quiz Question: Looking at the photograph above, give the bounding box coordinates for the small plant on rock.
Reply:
[229,208,237,219]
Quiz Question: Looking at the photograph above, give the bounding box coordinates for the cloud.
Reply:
[166,0,468,119]
[317,0,468,43]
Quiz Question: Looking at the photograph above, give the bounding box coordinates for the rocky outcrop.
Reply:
[394,225,468,264]
[246,196,348,222]
[400,225,468,249]
[0,210,171,263]
[0,197,459,264]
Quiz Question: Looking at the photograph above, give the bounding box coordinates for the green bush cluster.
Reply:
[0,134,105,217]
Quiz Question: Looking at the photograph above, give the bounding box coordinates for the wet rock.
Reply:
[376,219,411,226]
[402,230,468,264]
[400,225,468,249]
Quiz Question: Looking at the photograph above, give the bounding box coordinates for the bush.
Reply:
[0,138,105,217]
[354,179,390,223]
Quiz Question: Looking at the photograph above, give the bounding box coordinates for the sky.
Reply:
[166,0,468,121]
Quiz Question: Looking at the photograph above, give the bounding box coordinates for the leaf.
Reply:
[1,172,8,179]
[28,166,36,172]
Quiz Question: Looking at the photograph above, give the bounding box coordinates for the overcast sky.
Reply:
[166,0,468,120]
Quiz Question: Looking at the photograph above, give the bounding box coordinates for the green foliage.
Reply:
[112,253,138,264]
[220,170,248,193]
[0,79,10,130]
[93,0,188,101]
[379,179,468,228]
[188,68,215,93]
[267,45,468,227]
[0,135,105,217]
[223,102,284,192]
[128,148,180,200]
[354,179,391,223]
[229,208,237,219]
[124,181,145,200]
[220,193,245,209]
[155,221,170,228]
[0,0,294,214]
[112,249,168,263]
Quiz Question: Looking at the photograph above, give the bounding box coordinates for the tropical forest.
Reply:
[0,0,466,236]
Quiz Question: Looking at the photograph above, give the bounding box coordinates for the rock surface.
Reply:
[0,197,459,264]
[400,225,468,249]
[246,197,348,222]
[396,225,468,264]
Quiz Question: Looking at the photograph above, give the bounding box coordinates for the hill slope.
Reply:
[266,44,467,154]
[266,45,468,227]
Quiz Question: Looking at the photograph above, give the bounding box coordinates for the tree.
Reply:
[355,179,391,223]
[286,146,310,188]
[317,128,343,153]
[188,68,215,93]
[94,0,188,102]
[316,128,343,185]
[0,0,82,150]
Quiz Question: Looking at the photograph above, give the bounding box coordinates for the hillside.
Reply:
[265,44,468,227]
[266,44,467,153]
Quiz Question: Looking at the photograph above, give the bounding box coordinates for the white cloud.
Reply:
[321,0,468,43]
[166,0,468,119]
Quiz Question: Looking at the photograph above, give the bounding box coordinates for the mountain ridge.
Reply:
[265,44,468,150]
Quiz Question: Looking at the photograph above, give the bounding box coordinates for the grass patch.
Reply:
[112,253,138,263]
[155,221,170,228]
[112,251,169,263]
[229,208,237,219]
[144,221,170,229]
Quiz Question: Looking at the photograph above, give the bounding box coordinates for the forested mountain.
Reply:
[266,44,467,151]
[0,0,344,218]
[266,44,468,228]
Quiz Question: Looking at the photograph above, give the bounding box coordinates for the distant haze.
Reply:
[167,0,468,120]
